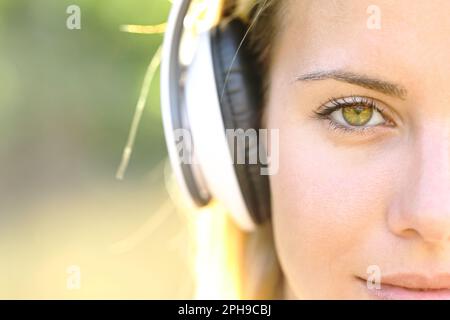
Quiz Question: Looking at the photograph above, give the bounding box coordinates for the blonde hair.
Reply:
[180,0,284,300]
[190,201,282,300]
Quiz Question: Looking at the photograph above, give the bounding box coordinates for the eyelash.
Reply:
[311,96,395,135]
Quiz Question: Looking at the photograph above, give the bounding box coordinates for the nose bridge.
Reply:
[393,121,450,244]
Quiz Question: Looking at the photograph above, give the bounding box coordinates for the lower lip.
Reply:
[358,278,450,300]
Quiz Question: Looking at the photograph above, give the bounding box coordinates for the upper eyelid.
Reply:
[315,96,395,121]
[321,96,378,111]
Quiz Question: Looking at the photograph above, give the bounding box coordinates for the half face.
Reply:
[266,0,450,299]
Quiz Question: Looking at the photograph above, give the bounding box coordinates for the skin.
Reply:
[264,0,450,299]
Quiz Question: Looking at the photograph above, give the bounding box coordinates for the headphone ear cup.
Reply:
[210,18,271,224]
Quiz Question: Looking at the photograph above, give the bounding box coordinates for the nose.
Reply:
[388,122,450,246]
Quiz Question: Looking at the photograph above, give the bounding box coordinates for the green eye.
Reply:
[312,96,392,133]
[342,106,373,126]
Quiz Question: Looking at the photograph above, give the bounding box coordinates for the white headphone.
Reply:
[160,0,271,231]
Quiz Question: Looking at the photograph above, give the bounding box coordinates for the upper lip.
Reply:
[361,273,450,290]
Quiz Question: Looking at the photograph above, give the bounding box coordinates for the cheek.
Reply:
[267,115,402,297]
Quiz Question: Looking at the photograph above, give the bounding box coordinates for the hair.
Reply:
[224,0,285,102]
[187,0,287,300]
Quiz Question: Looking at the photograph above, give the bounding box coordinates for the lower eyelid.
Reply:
[325,120,384,137]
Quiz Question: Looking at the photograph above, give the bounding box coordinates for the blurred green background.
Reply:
[0,0,194,299]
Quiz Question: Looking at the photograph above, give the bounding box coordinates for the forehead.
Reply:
[276,0,450,85]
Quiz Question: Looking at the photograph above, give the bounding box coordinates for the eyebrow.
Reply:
[295,70,408,99]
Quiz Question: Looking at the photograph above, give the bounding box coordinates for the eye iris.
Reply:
[342,106,373,126]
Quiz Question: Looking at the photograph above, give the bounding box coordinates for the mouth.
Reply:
[357,273,450,300]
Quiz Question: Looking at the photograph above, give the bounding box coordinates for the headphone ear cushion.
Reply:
[210,18,271,224]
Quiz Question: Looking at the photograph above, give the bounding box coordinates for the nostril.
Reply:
[399,228,421,239]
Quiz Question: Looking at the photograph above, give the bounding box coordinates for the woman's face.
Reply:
[266,0,450,299]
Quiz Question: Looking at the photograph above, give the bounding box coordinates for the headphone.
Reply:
[161,0,271,231]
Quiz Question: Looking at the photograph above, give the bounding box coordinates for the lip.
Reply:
[358,273,450,300]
